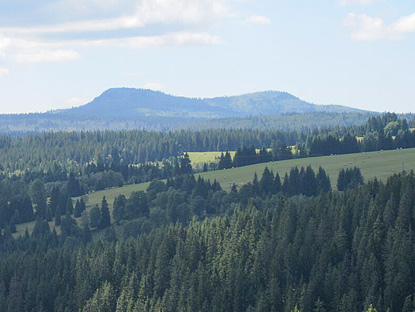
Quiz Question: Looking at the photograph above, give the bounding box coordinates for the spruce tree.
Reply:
[82,224,92,245]
[113,195,126,224]
[89,205,101,229]
[74,200,82,218]
[274,172,282,194]
[99,196,111,229]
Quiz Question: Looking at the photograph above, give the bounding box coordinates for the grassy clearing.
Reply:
[187,151,236,165]
[79,147,415,204]
[15,148,415,237]
[13,220,60,238]
[14,182,150,238]
[198,148,415,191]
[74,182,150,212]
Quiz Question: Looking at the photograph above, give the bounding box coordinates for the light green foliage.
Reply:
[365,304,378,312]
[198,147,415,191]
[187,151,236,165]
[82,147,415,205]
[83,282,115,312]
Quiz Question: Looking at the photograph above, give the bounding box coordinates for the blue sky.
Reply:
[0,0,414,113]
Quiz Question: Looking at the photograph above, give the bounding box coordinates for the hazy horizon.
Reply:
[0,87,391,115]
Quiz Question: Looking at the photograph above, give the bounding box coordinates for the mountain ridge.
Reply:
[0,88,375,133]
[57,88,368,119]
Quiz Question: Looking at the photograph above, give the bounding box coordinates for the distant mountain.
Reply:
[59,88,366,119]
[0,88,374,133]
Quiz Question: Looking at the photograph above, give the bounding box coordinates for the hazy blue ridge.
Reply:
[58,88,369,118]
[0,88,376,133]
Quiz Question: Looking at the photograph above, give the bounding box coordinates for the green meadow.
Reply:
[198,148,415,191]
[187,151,236,165]
[15,147,415,237]
[77,147,415,208]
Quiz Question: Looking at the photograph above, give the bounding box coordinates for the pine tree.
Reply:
[29,179,47,219]
[316,166,331,193]
[9,216,17,233]
[74,200,82,218]
[337,169,346,191]
[7,274,23,312]
[49,186,60,216]
[125,191,148,219]
[252,172,260,196]
[113,195,126,224]
[303,166,317,196]
[82,224,92,245]
[0,282,6,312]
[180,153,192,174]
[55,206,62,226]
[67,172,81,197]
[17,195,34,223]
[65,197,74,216]
[89,205,101,229]
[83,282,116,312]
[99,196,111,229]
[260,167,275,196]
[274,172,282,194]
[79,197,86,212]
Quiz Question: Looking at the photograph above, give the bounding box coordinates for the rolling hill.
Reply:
[0,89,373,133]
[61,88,366,118]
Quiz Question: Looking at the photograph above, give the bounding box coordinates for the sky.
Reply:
[0,0,414,114]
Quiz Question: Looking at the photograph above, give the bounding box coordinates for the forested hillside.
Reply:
[0,113,414,311]
[0,169,414,311]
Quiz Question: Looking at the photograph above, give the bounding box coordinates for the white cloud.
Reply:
[66,97,86,106]
[1,16,143,35]
[0,68,10,77]
[0,32,220,64]
[45,0,135,17]
[114,32,222,48]
[3,31,220,50]
[339,0,380,6]
[135,0,229,26]
[244,15,272,26]
[14,49,81,63]
[344,12,415,41]
[344,13,396,41]
[143,82,163,91]
[0,0,229,35]
[393,13,415,33]
[0,0,227,63]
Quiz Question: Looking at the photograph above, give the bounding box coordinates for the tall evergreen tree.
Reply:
[89,205,101,229]
[99,196,111,229]
[29,179,47,219]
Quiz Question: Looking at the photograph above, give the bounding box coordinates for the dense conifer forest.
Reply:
[0,167,414,311]
[0,112,414,311]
